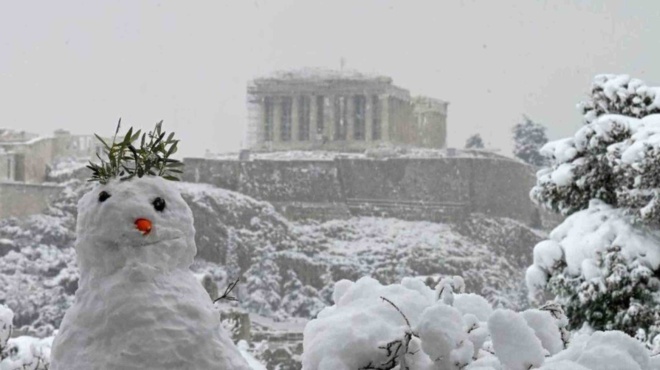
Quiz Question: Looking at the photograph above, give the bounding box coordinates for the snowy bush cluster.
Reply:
[0,304,53,370]
[529,74,660,344]
[303,276,659,370]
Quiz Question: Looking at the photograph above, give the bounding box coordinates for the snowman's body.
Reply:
[51,176,249,370]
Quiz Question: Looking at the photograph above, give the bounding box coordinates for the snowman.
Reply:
[51,124,250,369]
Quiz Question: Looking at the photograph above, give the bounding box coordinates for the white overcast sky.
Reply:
[1,0,658,158]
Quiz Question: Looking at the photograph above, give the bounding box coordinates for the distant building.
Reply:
[0,129,102,183]
[246,68,448,152]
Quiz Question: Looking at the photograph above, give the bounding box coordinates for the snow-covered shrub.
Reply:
[302,276,657,370]
[303,277,551,369]
[512,115,549,167]
[0,336,53,370]
[0,305,53,370]
[529,74,660,344]
[0,305,13,359]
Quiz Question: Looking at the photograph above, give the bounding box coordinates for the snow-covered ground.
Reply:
[0,178,542,335]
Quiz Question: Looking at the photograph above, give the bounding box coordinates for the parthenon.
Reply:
[246,68,448,151]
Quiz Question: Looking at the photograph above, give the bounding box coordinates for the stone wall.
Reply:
[183,156,542,225]
[470,158,538,222]
[0,182,63,219]
[184,158,344,203]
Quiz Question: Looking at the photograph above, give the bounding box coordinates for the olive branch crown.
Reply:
[87,120,183,184]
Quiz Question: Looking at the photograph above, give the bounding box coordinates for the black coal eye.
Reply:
[152,197,166,212]
[98,191,111,203]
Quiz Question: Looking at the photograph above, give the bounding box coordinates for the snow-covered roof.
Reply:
[0,129,39,143]
[253,67,391,83]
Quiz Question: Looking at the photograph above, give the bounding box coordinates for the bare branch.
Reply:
[214,278,241,303]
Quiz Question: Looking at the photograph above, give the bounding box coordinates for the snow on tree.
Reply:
[528,74,660,343]
[301,276,659,370]
[50,123,250,369]
[281,270,326,318]
[242,242,283,318]
[578,74,660,124]
[527,200,660,339]
[465,133,485,149]
[512,115,549,167]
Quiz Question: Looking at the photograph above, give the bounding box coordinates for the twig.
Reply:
[359,297,418,370]
[214,278,240,303]
[380,296,412,329]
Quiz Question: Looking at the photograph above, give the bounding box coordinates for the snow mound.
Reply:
[544,331,654,370]
[302,277,436,370]
[303,276,656,370]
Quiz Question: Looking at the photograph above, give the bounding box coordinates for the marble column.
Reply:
[273,96,282,143]
[257,96,266,144]
[365,95,373,142]
[291,95,300,142]
[326,95,336,142]
[380,95,390,142]
[346,95,355,141]
[309,95,318,143]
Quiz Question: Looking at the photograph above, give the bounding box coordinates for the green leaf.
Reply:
[88,120,183,184]
[94,134,111,150]
[131,129,141,143]
[165,141,178,157]
[123,127,133,144]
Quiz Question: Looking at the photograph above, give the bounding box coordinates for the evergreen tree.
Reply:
[465,134,484,149]
[528,74,660,343]
[281,270,325,318]
[512,115,548,167]
[243,242,282,317]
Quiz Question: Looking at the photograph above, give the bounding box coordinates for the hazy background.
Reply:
[0,0,657,158]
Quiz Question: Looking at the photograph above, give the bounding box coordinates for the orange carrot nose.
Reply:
[135,218,152,235]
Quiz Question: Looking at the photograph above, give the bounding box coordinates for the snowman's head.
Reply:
[75,176,195,277]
